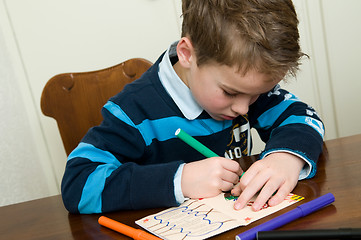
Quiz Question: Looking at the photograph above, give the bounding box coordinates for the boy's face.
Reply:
[181,62,280,121]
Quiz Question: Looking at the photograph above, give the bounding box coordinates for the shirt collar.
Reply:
[158,42,203,120]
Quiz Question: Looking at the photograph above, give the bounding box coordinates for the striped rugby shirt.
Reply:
[61,44,324,214]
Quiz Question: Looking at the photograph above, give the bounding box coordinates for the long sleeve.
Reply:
[248,85,324,178]
[61,104,183,214]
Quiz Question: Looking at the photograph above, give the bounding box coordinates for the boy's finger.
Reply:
[233,179,265,210]
[268,182,293,207]
[221,158,241,173]
[237,168,244,177]
[238,161,264,189]
[252,180,281,211]
[220,181,235,192]
[221,169,240,185]
[230,183,242,196]
[233,169,271,210]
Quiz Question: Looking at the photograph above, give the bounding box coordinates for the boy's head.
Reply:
[181,0,304,80]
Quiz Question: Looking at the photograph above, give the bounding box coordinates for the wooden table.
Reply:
[1,134,361,240]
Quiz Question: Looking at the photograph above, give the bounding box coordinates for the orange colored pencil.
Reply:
[98,216,162,240]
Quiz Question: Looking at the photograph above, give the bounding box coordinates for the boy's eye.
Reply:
[223,90,237,98]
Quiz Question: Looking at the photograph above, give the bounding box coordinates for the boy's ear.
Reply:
[176,37,196,68]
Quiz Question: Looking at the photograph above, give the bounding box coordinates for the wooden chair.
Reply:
[41,58,152,156]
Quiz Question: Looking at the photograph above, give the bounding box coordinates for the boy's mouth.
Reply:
[221,115,237,120]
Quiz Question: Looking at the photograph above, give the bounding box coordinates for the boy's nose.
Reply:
[231,101,249,116]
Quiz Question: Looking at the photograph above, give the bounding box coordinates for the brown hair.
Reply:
[181,0,305,80]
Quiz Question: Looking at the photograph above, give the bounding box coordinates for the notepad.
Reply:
[136,193,304,240]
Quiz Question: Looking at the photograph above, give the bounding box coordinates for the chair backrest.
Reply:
[41,58,152,156]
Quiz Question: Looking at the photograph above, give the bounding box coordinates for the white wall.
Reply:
[0,0,59,206]
[0,0,182,207]
[291,0,361,140]
[0,0,360,206]
[319,0,361,137]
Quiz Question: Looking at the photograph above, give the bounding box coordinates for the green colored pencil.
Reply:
[175,128,219,158]
[176,128,244,181]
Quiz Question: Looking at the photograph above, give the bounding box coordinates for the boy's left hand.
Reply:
[231,152,305,211]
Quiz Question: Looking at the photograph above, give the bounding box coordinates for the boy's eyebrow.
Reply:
[221,84,245,94]
[221,83,276,96]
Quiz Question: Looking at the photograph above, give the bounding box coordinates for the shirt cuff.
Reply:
[260,149,312,180]
[173,163,189,204]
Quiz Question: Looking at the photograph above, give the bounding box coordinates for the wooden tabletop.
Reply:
[1,134,361,240]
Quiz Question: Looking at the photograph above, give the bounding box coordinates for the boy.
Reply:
[61,0,324,214]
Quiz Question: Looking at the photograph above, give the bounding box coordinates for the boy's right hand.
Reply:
[181,157,242,199]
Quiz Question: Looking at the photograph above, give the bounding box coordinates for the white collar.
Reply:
[158,43,203,120]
